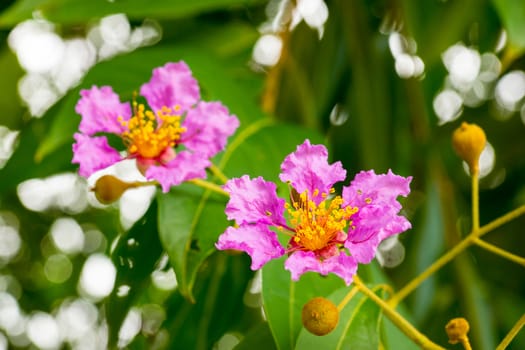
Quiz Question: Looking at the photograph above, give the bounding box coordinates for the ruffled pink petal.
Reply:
[284,251,358,285]
[140,61,200,113]
[181,101,239,157]
[341,170,411,263]
[342,169,412,209]
[76,86,131,136]
[279,139,346,204]
[223,175,287,227]
[216,224,285,270]
[345,233,381,264]
[145,151,210,192]
[72,133,122,177]
[345,212,410,264]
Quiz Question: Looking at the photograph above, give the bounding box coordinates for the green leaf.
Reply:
[295,285,383,350]
[261,257,345,350]
[0,0,266,28]
[234,322,278,350]
[157,184,228,302]
[492,0,525,50]
[106,199,164,347]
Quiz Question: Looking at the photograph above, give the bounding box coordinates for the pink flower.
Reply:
[216,139,412,285]
[72,61,239,192]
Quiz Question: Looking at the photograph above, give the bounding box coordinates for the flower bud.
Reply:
[302,297,339,336]
[445,317,470,344]
[91,175,138,204]
[452,122,486,173]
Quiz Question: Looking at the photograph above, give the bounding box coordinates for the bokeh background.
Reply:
[0,0,524,349]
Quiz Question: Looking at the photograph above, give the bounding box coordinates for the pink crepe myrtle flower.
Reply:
[216,139,412,285]
[72,61,239,192]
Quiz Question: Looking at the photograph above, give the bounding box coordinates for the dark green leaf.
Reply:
[106,199,163,347]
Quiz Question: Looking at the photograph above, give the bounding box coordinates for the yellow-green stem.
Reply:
[209,163,229,184]
[461,337,473,350]
[353,276,445,350]
[131,180,159,188]
[478,204,525,238]
[496,313,525,350]
[337,286,359,312]
[389,204,525,306]
[188,179,229,197]
[389,236,473,307]
[473,238,525,267]
[471,169,480,233]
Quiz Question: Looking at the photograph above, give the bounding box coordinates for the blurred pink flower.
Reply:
[216,139,412,285]
[72,61,239,192]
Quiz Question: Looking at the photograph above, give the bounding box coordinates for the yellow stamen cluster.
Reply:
[119,102,186,159]
[286,189,358,251]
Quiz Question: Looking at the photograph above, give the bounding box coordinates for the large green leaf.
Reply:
[295,286,383,350]
[157,184,228,302]
[261,257,345,350]
[106,199,164,347]
[0,0,265,28]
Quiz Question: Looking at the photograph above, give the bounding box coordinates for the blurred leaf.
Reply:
[0,46,24,130]
[492,0,525,50]
[261,257,345,350]
[0,0,265,27]
[295,285,383,350]
[453,254,497,350]
[106,199,163,347]
[157,184,228,302]
[410,180,444,323]
[234,322,278,350]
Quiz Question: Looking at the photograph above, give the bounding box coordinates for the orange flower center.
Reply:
[286,189,358,251]
[119,102,186,159]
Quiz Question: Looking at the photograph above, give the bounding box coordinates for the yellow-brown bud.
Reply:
[452,122,486,174]
[301,297,339,336]
[91,175,138,204]
[445,317,470,345]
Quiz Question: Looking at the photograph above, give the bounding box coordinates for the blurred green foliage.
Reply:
[0,0,524,349]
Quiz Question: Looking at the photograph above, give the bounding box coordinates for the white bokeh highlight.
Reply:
[8,14,161,117]
[50,218,85,255]
[443,44,481,89]
[118,308,141,348]
[26,312,61,350]
[388,32,425,79]
[79,254,116,300]
[252,34,283,67]
[495,70,525,111]
[433,89,464,124]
